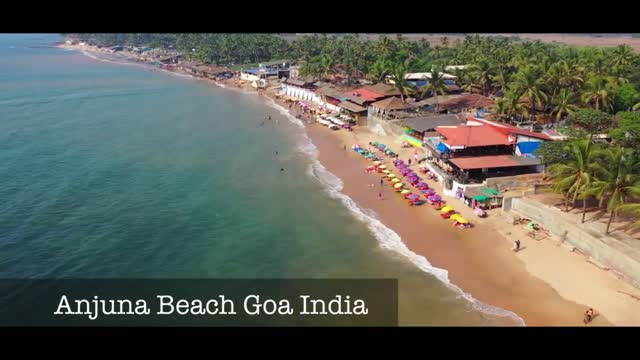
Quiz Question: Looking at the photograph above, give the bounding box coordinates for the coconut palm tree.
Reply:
[419,66,449,111]
[581,76,614,112]
[547,139,596,219]
[390,64,412,103]
[511,65,548,117]
[495,90,529,122]
[468,59,496,96]
[367,58,392,82]
[610,45,635,77]
[586,146,640,233]
[616,203,640,231]
[551,88,579,121]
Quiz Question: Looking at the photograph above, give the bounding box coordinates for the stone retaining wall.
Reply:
[506,197,640,288]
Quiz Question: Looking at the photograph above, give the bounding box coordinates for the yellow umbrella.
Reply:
[400,189,411,195]
[456,217,469,224]
[382,170,391,174]
[391,178,401,183]
[373,161,381,165]
[450,214,462,221]
[440,205,453,213]
[387,174,396,178]
[378,165,387,169]
[394,183,403,189]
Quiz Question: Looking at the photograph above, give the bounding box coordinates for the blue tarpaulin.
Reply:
[436,142,449,153]
[518,141,542,155]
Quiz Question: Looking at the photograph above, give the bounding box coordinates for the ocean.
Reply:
[0,34,521,325]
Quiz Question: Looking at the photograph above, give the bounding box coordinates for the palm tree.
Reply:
[511,66,548,118]
[551,88,578,122]
[317,55,335,80]
[581,76,614,112]
[547,139,596,219]
[367,58,392,82]
[609,45,634,77]
[586,146,640,233]
[390,64,412,102]
[616,203,640,231]
[376,36,395,58]
[419,66,449,111]
[468,59,496,96]
[496,90,529,121]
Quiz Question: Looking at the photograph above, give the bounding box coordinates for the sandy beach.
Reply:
[303,122,640,326]
[61,42,640,326]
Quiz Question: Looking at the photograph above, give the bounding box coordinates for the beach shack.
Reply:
[368,96,414,118]
[414,94,495,114]
[402,114,465,148]
[424,118,552,185]
[461,186,504,210]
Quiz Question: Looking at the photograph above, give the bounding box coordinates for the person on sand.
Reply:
[378,192,384,200]
[344,145,347,151]
[380,179,384,187]
[513,240,521,252]
[584,308,594,324]
[408,158,412,166]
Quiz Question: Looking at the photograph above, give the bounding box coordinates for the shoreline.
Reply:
[59,42,640,326]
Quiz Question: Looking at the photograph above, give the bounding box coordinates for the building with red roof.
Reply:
[436,125,514,149]
[421,119,552,185]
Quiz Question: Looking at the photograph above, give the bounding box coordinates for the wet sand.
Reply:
[306,124,606,326]
[62,41,640,326]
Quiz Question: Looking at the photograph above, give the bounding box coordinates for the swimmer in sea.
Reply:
[280,168,284,172]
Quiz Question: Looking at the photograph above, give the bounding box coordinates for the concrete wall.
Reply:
[507,197,640,287]
[486,173,545,191]
[367,114,406,138]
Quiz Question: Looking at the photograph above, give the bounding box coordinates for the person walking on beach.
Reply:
[408,158,412,166]
[380,178,384,187]
[584,308,594,324]
[513,240,521,252]
[378,191,384,200]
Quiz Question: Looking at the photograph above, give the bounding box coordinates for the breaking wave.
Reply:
[302,137,525,326]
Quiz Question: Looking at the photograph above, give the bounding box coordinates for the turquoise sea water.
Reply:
[0,34,521,325]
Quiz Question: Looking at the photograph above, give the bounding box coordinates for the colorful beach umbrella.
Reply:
[441,205,453,213]
[382,170,391,174]
[450,214,462,221]
[391,178,401,183]
[378,165,387,169]
[373,161,382,165]
[400,189,411,195]
[387,174,396,178]
[456,217,469,224]
[394,183,403,189]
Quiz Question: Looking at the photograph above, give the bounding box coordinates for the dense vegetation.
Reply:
[65,33,290,66]
[67,33,640,232]
[69,33,640,117]
[538,109,640,234]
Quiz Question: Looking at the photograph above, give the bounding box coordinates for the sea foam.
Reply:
[76,47,525,326]
[262,94,526,325]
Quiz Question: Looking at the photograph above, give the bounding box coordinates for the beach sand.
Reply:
[305,123,640,326]
[62,42,640,326]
